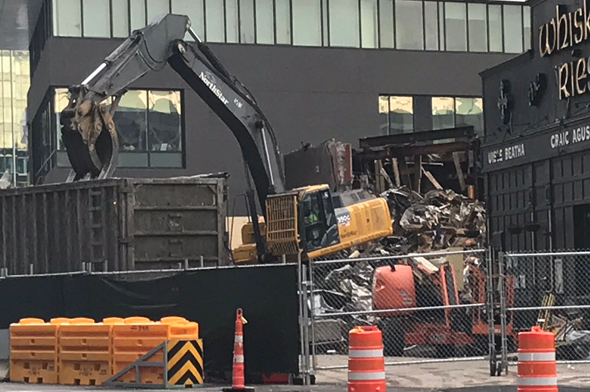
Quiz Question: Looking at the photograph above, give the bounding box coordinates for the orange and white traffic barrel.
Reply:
[348,326,386,392]
[517,326,558,392]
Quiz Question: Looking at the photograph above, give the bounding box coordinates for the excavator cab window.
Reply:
[300,189,340,253]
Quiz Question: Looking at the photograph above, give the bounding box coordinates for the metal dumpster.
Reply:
[0,177,229,274]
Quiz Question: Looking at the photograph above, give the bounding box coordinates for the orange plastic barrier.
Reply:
[347,326,387,392]
[110,316,199,384]
[10,318,64,384]
[58,318,113,386]
[517,326,558,392]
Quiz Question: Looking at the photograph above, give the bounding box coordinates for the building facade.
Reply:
[0,51,30,187]
[22,0,529,209]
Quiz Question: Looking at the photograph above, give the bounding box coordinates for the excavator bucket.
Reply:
[59,85,119,182]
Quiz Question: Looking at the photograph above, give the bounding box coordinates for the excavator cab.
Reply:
[233,184,341,264]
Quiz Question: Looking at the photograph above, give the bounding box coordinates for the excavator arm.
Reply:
[60,13,285,213]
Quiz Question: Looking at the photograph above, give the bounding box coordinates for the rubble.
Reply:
[379,186,486,254]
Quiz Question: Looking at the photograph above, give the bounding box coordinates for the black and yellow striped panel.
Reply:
[166,339,204,386]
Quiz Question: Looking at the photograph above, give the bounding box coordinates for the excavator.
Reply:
[58,13,393,264]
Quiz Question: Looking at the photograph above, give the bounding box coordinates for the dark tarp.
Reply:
[0,265,299,382]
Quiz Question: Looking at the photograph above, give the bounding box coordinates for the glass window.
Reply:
[205,0,225,42]
[523,6,531,51]
[424,2,439,50]
[322,0,329,45]
[171,0,205,41]
[329,0,360,48]
[503,5,523,53]
[130,0,147,31]
[148,91,182,152]
[147,0,170,24]
[240,0,256,44]
[395,0,423,50]
[275,0,292,44]
[438,2,445,50]
[225,0,239,43]
[389,96,413,134]
[53,0,82,37]
[488,5,503,52]
[112,0,130,37]
[293,0,322,46]
[54,88,71,151]
[113,90,148,151]
[468,4,487,52]
[379,96,389,134]
[82,0,110,37]
[445,2,467,51]
[432,97,455,130]
[379,0,394,48]
[256,0,275,44]
[455,97,483,136]
[361,0,378,48]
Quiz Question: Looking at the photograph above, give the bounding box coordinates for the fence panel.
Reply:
[308,249,495,373]
[502,251,590,371]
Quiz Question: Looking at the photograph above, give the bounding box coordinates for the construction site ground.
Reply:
[313,354,590,390]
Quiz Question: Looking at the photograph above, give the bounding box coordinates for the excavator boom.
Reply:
[60,14,285,214]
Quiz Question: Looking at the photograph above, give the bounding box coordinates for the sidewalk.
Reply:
[314,355,590,390]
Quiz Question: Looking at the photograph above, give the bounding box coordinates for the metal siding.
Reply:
[0,177,228,273]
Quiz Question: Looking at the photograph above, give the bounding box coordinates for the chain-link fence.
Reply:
[500,251,590,372]
[305,248,498,374]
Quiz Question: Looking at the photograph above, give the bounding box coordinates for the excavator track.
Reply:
[60,86,119,182]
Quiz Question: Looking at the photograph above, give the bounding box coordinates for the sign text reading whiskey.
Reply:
[540,2,590,99]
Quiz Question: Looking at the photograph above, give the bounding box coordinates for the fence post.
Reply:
[309,255,317,374]
[486,249,496,374]
[297,252,310,385]
[499,252,508,375]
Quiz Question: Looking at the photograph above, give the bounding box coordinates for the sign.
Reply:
[538,1,590,99]
[483,121,590,172]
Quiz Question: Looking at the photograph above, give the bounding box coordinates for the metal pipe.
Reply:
[505,251,590,257]
[301,263,310,386]
[82,62,107,85]
[314,303,485,318]
[318,356,488,370]
[313,249,486,266]
[297,252,306,383]
[498,253,508,374]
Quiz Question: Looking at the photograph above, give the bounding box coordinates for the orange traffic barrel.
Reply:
[348,326,386,392]
[517,326,558,391]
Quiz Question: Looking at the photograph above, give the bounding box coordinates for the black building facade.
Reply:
[482,0,590,256]
[25,0,528,213]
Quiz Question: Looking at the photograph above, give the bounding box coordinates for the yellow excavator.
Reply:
[58,13,393,264]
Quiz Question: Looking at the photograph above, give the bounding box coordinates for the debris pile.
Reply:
[379,187,486,253]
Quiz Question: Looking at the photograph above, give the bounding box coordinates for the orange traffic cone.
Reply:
[223,309,254,392]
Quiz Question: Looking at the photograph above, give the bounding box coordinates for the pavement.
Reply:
[0,356,588,391]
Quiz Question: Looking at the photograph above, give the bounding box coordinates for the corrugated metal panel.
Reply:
[0,177,228,273]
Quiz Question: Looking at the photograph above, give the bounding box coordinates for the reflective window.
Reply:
[82,0,110,37]
[488,5,503,52]
[293,0,322,46]
[225,0,239,43]
[424,2,439,50]
[361,0,378,49]
[130,0,147,31]
[438,2,445,50]
[148,91,182,153]
[389,96,414,134]
[146,0,170,24]
[503,5,523,54]
[330,0,360,48]
[379,96,389,134]
[112,0,130,37]
[455,97,483,136]
[396,0,423,50]
[239,0,255,44]
[171,0,205,41]
[445,2,467,52]
[114,90,148,152]
[275,0,292,44]
[53,0,82,37]
[468,4,487,52]
[378,0,394,48]
[206,0,226,42]
[256,0,275,44]
[432,97,455,130]
[523,6,531,51]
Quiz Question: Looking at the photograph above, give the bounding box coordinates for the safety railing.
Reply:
[498,250,590,374]
[305,248,494,375]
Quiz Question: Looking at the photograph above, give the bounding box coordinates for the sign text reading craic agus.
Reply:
[539,2,590,100]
